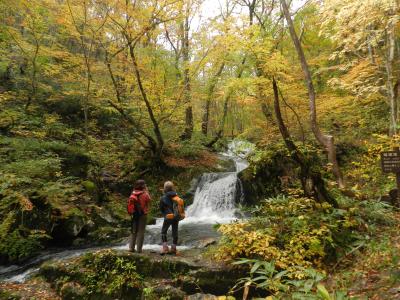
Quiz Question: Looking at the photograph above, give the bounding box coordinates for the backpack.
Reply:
[171,195,185,221]
[127,192,144,217]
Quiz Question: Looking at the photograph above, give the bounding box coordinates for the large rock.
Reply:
[39,250,247,299]
[51,213,87,245]
[89,205,117,227]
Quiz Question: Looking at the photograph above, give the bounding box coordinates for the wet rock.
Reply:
[197,238,217,248]
[90,206,117,226]
[216,155,236,172]
[66,215,86,237]
[51,213,87,245]
[182,178,201,206]
[147,217,157,225]
[72,238,86,247]
[238,144,298,205]
[151,285,186,300]
[86,226,127,244]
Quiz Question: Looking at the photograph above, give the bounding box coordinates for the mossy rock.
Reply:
[38,250,246,298]
[51,213,87,245]
[88,205,117,227]
[59,282,87,300]
[86,226,127,244]
[145,284,186,300]
[238,144,297,205]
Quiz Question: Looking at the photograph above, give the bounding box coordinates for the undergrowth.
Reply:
[215,194,397,298]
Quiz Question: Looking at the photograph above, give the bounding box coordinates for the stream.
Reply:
[0,141,251,283]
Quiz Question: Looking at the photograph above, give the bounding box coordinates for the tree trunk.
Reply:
[386,22,397,136]
[268,78,338,207]
[105,52,158,153]
[25,38,39,111]
[280,0,344,188]
[180,12,193,140]
[129,44,164,158]
[205,57,247,148]
[201,62,225,135]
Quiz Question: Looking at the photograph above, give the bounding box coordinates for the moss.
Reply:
[82,180,96,192]
[239,143,295,205]
[41,251,143,299]
[39,250,245,298]
[0,228,49,264]
[0,290,21,300]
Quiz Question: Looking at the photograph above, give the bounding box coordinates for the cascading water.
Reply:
[185,172,239,222]
[184,142,250,223]
[0,140,253,283]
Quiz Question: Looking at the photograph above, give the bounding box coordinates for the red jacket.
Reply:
[131,190,151,215]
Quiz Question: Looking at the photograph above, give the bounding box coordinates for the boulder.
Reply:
[90,206,117,226]
[151,285,186,300]
[86,226,127,244]
[196,238,217,248]
[39,250,247,298]
[51,213,87,245]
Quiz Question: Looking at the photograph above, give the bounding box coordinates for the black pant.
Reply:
[161,219,178,244]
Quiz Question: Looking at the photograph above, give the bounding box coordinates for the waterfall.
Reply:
[184,141,251,224]
[0,140,253,283]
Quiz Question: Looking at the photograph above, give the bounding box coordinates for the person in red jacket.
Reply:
[129,179,151,253]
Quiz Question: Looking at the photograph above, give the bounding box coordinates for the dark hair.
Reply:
[134,179,146,190]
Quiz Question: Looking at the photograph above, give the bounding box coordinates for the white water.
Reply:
[1,140,253,283]
[183,141,250,224]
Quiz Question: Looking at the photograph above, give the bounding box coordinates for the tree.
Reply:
[268,77,338,206]
[280,0,344,188]
[320,0,399,136]
[0,0,50,110]
[97,0,184,160]
[65,0,109,142]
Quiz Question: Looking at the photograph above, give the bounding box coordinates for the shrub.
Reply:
[0,227,50,263]
[215,195,396,269]
[79,250,143,296]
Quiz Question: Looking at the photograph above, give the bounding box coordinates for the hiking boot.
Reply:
[169,244,177,255]
[160,242,169,255]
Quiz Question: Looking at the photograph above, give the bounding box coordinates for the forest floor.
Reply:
[326,212,400,299]
[0,279,61,300]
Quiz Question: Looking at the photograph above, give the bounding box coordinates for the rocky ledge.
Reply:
[35,248,246,300]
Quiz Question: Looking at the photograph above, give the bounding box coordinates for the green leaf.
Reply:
[316,284,331,300]
[250,261,262,274]
[274,270,289,279]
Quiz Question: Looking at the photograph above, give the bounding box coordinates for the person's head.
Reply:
[163,181,175,193]
[134,179,146,190]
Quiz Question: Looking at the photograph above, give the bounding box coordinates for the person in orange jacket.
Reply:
[159,181,184,255]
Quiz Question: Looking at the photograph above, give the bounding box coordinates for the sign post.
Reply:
[381,147,400,205]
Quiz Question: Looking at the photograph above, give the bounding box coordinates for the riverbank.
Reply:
[0,248,248,299]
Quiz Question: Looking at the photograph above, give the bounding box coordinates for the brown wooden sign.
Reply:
[382,148,400,206]
[381,150,400,173]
